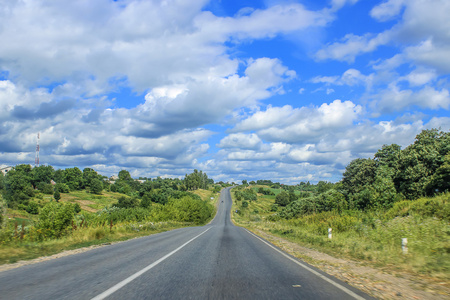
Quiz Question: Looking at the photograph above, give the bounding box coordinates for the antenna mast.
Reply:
[35,133,40,167]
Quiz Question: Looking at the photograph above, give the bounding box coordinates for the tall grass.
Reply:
[232,188,450,280]
[0,221,187,264]
[0,190,217,264]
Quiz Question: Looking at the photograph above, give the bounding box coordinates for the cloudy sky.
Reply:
[1,0,449,184]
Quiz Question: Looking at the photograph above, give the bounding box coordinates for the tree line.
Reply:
[245,129,449,219]
[0,165,219,214]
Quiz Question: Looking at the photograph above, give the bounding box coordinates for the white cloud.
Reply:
[370,0,406,22]
[401,69,437,87]
[312,68,371,87]
[217,133,262,150]
[197,3,331,41]
[374,85,450,112]
[233,100,362,143]
[316,32,392,62]
[405,39,450,73]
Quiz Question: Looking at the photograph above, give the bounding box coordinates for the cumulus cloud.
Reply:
[370,0,405,22]
[217,133,262,150]
[312,68,372,87]
[128,57,296,137]
[318,0,450,70]
[233,100,362,143]
[374,85,450,112]
[0,0,448,184]
[316,32,392,62]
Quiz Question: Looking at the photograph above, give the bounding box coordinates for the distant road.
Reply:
[0,187,374,299]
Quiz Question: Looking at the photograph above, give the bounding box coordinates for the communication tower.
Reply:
[35,133,40,167]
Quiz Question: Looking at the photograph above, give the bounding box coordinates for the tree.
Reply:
[4,165,34,208]
[0,172,4,190]
[82,168,101,189]
[140,193,152,208]
[427,153,450,194]
[55,182,70,193]
[396,129,449,199]
[89,178,103,195]
[370,166,401,208]
[275,191,290,207]
[184,170,210,190]
[64,167,83,191]
[374,144,401,169]
[118,170,132,181]
[31,165,54,189]
[341,158,377,209]
[53,169,65,183]
[54,190,61,202]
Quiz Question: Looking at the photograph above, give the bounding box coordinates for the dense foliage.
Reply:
[0,167,217,242]
[238,129,449,219]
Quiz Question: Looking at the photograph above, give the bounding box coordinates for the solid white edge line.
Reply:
[244,229,367,300]
[91,227,211,300]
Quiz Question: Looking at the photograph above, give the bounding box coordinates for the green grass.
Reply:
[231,186,450,281]
[0,221,188,264]
[0,188,221,265]
[60,190,121,211]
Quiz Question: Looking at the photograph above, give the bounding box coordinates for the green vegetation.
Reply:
[232,129,449,280]
[0,168,223,264]
[232,186,449,280]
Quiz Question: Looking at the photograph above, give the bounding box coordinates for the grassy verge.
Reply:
[0,188,220,266]
[0,221,187,265]
[231,186,450,281]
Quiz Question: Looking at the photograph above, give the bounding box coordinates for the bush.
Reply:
[385,194,450,221]
[54,190,61,202]
[275,191,290,206]
[26,202,39,214]
[36,202,77,238]
[38,183,54,195]
[166,196,214,224]
[55,183,70,193]
[114,196,139,208]
[140,193,152,208]
[279,198,316,219]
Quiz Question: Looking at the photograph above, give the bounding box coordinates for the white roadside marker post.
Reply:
[328,228,332,239]
[402,238,408,254]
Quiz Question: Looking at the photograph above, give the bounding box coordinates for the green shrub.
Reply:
[55,183,70,193]
[36,202,77,238]
[114,196,139,208]
[275,191,290,206]
[166,196,214,224]
[26,202,39,214]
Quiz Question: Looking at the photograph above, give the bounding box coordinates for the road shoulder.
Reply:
[248,228,449,300]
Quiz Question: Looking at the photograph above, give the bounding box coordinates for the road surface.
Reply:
[0,187,374,299]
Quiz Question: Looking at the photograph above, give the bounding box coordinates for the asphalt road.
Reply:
[0,187,374,299]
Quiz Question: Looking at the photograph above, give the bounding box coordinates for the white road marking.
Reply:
[245,229,367,300]
[91,227,211,300]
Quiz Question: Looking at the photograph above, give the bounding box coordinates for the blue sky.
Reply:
[0,0,449,184]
